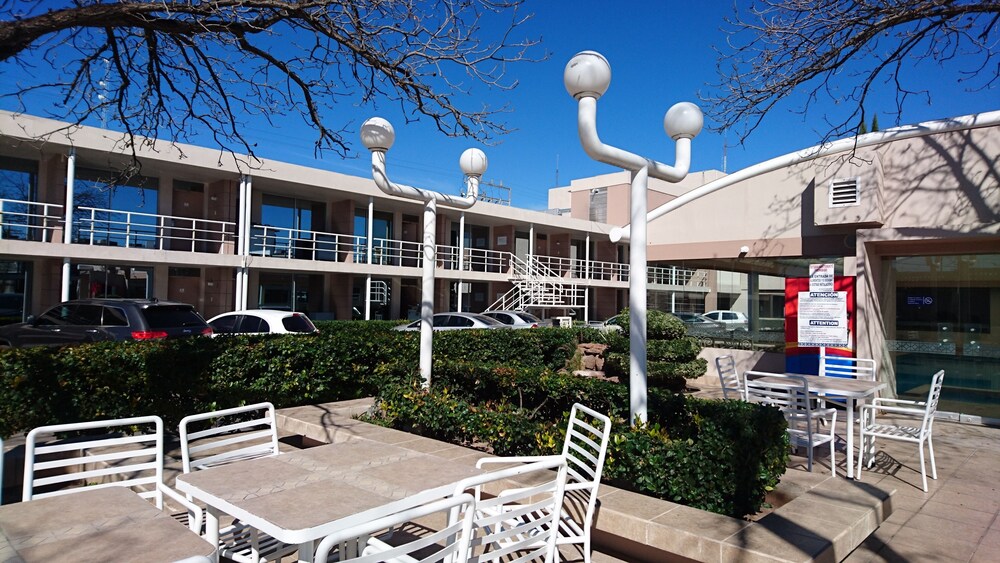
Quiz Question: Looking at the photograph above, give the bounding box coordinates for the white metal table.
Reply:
[756,373,886,478]
[175,438,484,562]
[0,486,216,562]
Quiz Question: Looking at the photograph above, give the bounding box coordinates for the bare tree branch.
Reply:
[0,0,544,168]
[703,0,1000,145]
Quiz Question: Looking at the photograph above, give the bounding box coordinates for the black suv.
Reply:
[0,298,213,348]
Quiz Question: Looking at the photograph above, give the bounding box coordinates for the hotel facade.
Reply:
[1,110,998,423]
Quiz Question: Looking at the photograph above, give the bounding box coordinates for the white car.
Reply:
[208,310,318,335]
[393,312,509,331]
[702,310,749,330]
[482,310,542,329]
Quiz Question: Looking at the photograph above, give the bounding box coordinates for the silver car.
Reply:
[482,310,542,329]
[394,312,510,331]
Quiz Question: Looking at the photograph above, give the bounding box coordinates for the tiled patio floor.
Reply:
[5,397,995,562]
[694,388,1000,562]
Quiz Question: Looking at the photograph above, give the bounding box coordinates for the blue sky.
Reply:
[4,1,997,211]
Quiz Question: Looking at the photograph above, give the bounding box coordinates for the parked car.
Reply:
[671,312,726,328]
[482,310,542,329]
[0,298,212,348]
[393,312,510,331]
[703,310,749,330]
[208,310,318,335]
[588,317,624,333]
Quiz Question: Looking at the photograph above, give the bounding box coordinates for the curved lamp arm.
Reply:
[369,150,481,209]
[576,96,692,183]
[361,116,485,209]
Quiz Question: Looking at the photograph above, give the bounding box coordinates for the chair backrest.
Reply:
[312,492,476,563]
[23,415,165,505]
[455,457,568,563]
[920,370,946,437]
[744,373,810,411]
[820,355,876,381]
[179,402,279,473]
[562,403,611,491]
[561,403,611,540]
[744,373,816,441]
[715,355,743,400]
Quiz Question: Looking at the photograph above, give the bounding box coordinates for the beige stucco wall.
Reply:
[642,124,1000,260]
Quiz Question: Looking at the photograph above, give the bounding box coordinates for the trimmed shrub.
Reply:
[0,319,787,518]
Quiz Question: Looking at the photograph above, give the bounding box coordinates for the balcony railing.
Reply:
[76,207,236,252]
[2,202,707,292]
[437,245,511,273]
[0,198,63,242]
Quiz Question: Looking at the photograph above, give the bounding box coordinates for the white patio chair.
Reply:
[475,403,610,563]
[745,373,838,476]
[312,493,476,563]
[715,355,744,400]
[179,402,296,563]
[857,370,945,492]
[454,457,568,563]
[819,355,877,409]
[22,415,202,531]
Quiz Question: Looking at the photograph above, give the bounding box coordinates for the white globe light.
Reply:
[459,148,488,176]
[360,117,395,151]
[663,102,704,140]
[563,51,611,100]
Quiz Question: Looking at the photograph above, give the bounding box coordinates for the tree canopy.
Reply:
[704,0,1000,143]
[0,0,542,164]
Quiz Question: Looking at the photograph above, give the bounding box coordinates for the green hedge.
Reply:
[363,361,788,518]
[0,320,788,518]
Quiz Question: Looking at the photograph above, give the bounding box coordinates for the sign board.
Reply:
[797,290,848,347]
[809,263,835,293]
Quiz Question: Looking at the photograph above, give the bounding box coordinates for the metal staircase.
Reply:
[488,253,584,312]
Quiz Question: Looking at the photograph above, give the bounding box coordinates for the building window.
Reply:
[74,167,158,247]
[884,253,1000,421]
[0,156,39,241]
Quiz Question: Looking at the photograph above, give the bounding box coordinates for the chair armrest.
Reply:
[866,405,927,416]
[872,397,926,409]
[476,454,563,469]
[159,482,204,533]
[457,457,566,500]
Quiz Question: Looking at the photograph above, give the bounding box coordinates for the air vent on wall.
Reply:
[829,178,860,207]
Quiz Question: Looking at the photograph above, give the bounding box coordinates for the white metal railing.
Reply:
[0,198,63,242]
[437,245,512,273]
[488,253,585,311]
[533,255,632,282]
[370,280,389,304]
[8,200,707,296]
[249,225,370,262]
[648,265,705,287]
[77,207,236,252]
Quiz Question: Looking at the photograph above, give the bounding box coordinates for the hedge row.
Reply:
[0,320,788,518]
[0,322,583,436]
[363,360,788,518]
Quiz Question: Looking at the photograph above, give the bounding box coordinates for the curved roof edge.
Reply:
[612,109,1000,242]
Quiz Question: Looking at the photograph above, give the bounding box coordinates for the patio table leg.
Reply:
[846,398,857,478]
[297,540,314,563]
[207,506,221,562]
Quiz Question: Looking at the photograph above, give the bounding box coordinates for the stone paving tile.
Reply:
[270,401,1000,562]
[916,498,997,528]
[879,524,978,562]
[900,511,990,547]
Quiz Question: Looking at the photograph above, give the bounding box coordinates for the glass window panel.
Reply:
[885,253,1000,421]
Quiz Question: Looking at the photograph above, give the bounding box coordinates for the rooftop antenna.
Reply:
[722,131,728,173]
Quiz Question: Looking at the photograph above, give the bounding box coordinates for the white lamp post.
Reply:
[564,51,703,425]
[360,117,487,387]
